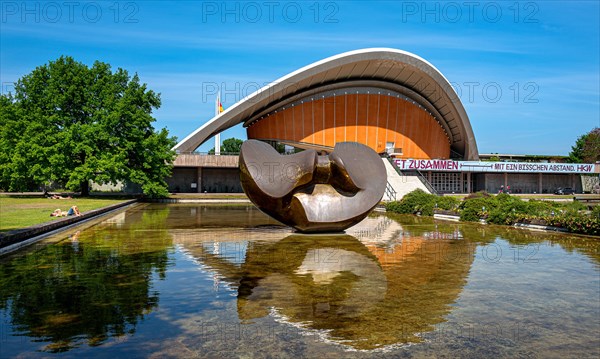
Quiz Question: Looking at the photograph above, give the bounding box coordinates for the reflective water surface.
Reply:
[0,204,598,358]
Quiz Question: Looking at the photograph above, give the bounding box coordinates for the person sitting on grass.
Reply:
[49,194,72,199]
[67,205,81,216]
[50,208,67,217]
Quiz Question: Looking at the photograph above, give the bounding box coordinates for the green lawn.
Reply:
[0,196,128,232]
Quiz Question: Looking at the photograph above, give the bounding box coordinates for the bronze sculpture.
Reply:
[239,140,386,232]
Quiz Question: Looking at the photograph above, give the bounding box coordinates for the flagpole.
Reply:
[215,91,221,156]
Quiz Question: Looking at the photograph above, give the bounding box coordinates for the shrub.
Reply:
[487,210,510,225]
[459,195,497,222]
[460,207,481,222]
[385,201,403,213]
[435,196,460,211]
[526,200,559,216]
[506,204,600,236]
[487,194,528,225]
[592,205,600,218]
[386,189,435,216]
[494,192,512,202]
[562,201,587,214]
[547,213,600,236]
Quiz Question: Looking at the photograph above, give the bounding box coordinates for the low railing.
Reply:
[414,169,438,195]
[385,181,397,201]
[384,156,404,178]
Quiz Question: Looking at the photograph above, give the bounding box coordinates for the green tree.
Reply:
[0,56,176,197]
[208,137,243,154]
[568,128,600,163]
[582,128,600,163]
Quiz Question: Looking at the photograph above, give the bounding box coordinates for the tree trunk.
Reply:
[80,180,89,196]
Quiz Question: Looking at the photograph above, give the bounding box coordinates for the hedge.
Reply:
[385,190,599,236]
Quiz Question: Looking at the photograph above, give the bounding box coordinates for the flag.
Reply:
[216,92,224,115]
[215,92,222,155]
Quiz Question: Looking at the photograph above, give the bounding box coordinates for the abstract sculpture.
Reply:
[239,140,386,232]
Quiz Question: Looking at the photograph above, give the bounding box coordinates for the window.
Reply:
[430,172,463,193]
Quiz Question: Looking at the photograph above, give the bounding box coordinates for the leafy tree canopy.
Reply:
[568,128,600,163]
[208,137,243,154]
[0,56,176,197]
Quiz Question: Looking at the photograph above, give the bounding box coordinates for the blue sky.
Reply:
[1,1,598,155]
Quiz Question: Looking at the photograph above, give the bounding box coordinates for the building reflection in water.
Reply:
[173,214,476,350]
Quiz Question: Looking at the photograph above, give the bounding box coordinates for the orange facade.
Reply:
[246,93,450,159]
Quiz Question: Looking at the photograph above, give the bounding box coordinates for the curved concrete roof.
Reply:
[174,48,479,159]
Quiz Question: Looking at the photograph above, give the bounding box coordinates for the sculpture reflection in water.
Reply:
[179,216,476,350]
[239,140,387,232]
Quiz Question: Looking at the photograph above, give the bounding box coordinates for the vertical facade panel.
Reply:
[413,108,426,158]
[312,97,324,146]
[292,104,303,142]
[275,112,283,140]
[366,94,379,149]
[377,94,390,153]
[345,93,358,143]
[399,99,407,154]
[400,102,417,158]
[334,94,346,144]
[323,95,336,147]
[356,94,369,146]
[386,96,398,151]
[278,109,292,140]
[423,112,436,159]
[307,97,317,145]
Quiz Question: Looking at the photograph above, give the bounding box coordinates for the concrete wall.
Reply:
[582,175,600,193]
[473,173,583,194]
[168,155,241,193]
[167,167,198,193]
[175,154,238,167]
[541,174,581,193]
[506,173,538,194]
[201,168,243,193]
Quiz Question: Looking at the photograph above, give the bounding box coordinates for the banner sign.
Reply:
[394,159,596,174]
